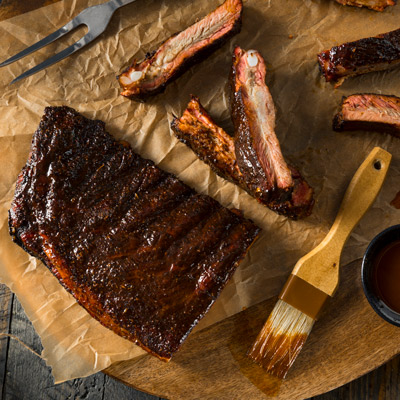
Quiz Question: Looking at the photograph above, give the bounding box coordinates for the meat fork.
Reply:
[0,0,138,84]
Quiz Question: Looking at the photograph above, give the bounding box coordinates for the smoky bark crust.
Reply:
[8,106,260,361]
[318,28,400,83]
[171,96,244,187]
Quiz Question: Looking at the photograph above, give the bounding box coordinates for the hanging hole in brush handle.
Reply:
[328,147,392,250]
[374,160,382,170]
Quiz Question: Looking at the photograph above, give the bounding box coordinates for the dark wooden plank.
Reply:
[0,285,13,399]
[104,374,161,400]
[0,0,61,22]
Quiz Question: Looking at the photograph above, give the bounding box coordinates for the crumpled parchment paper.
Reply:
[0,0,399,384]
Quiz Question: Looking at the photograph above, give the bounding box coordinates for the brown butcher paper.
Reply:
[0,0,399,383]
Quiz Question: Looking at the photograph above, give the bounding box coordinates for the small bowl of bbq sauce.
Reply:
[362,225,400,327]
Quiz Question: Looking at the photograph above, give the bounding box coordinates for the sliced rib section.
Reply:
[8,106,260,361]
[171,95,245,187]
[231,47,292,192]
[172,86,313,218]
[118,0,242,100]
[333,94,400,137]
[335,0,395,11]
[318,28,400,84]
[230,47,313,219]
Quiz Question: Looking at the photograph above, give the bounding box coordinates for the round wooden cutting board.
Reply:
[105,259,400,399]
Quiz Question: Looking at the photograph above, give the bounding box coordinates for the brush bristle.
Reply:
[248,299,315,379]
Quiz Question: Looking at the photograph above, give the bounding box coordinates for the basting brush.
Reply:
[248,147,392,379]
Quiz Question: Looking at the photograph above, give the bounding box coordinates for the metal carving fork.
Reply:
[0,0,137,84]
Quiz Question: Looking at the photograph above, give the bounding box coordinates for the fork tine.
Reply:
[10,32,95,85]
[0,19,82,68]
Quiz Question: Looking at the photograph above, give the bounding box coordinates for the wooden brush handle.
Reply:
[325,147,391,248]
[293,147,391,296]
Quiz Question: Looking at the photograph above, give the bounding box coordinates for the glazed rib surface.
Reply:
[333,94,400,137]
[231,47,293,193]
[230,47,313,219]
[118,0,242,100]
[318,28,400,84]
[8,106,260,360]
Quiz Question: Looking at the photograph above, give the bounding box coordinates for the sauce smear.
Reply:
[373,240,400,313]
[390,190,400,209]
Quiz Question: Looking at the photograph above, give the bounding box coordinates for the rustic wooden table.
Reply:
[0,1,399,399]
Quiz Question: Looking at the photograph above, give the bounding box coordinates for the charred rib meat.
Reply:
[335,0,395,11]
[231,47,292,194]
[230,47,313,219]
[171,95,245,187]
[118,0,242,100]
[172,97,313,219]
[8,106,260,361]
[318,28,400,84]
[333,94,400,137]
[171,49,314,219]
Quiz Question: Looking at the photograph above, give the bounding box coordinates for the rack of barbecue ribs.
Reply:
[318,27,400,85]
[333,94,400,137]
[118,0,242,100]
[335,0,395,11]
[171,47,314,220]
[8,106,260,361]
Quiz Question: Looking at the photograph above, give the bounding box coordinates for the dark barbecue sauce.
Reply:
[372,240,400,314]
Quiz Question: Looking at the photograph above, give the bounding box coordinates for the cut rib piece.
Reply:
[231,47,292,192]
[8,106,260,361]
[333,94,400,137]
[335,0,395,11]
[171,95,245,187]
[118,0,242,100]
[171,96,313,218]
[230,47,313,219]
[317,28,400,85]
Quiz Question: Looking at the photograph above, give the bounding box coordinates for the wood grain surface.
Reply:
[1,0,399,399]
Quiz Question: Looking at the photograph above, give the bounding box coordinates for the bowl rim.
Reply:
[361,224,400,327]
